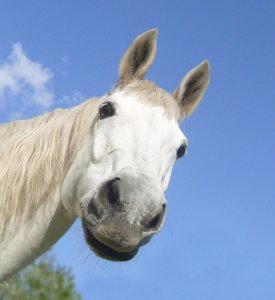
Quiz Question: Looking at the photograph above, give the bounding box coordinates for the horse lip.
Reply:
[82,220,139,262]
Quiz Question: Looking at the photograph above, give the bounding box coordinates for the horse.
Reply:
[0,29,210,282]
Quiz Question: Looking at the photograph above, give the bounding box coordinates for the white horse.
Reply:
[0,29,210,282]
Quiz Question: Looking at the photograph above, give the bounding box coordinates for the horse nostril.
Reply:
[107,177,120,207]
[146,212,162,230]
[87,198,100,219]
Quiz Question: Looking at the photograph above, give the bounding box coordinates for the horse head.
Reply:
[62,29,210,261]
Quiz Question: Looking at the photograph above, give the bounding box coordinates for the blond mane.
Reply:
[0,98,98,237]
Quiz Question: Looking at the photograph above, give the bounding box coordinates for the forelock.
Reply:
[115,80,181,121]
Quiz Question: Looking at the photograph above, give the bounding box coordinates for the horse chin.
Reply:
[82,221,139,262]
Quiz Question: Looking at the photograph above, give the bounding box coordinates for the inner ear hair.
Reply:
[173,60,210,118]
[182,71,204,101]
[130,39,150,76]
[118,29,158,85]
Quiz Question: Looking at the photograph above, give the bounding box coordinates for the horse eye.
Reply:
[99,102,115,119]
[176,144,187,159]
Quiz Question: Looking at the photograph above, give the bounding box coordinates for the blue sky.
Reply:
[0,1,274,299]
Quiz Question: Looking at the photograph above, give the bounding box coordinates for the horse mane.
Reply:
[0,98,98,236]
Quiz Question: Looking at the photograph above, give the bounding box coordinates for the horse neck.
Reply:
[0,192,76,282]
[0,98,98,282]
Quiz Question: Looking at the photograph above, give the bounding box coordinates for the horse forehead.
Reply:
[113,98,180,142]
[110,80,181,121]
[112,94,178,129]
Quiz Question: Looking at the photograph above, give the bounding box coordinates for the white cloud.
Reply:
[0,43,54,109]
[59,89,86,106]
[0,43,86,121]
[61,55,69,65]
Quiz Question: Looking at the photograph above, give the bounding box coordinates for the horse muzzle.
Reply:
[81,172,166,261]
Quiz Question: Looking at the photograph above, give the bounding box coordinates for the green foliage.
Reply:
[0,255,81,300]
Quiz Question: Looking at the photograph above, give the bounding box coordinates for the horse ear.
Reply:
[173,60,210,118]
[118,29,158,84]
